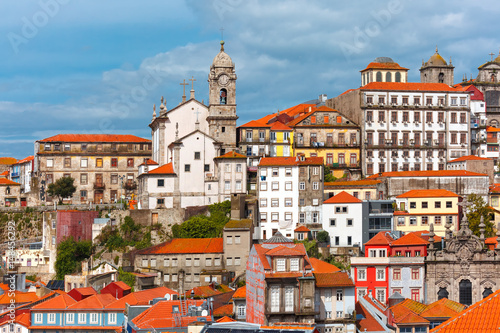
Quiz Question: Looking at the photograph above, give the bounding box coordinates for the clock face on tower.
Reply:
[218,74,229,86]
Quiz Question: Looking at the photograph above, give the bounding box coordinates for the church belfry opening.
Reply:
[459,279,472,306]
[220,88,227,104]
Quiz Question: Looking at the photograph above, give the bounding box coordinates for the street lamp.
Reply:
[118,175,126,209]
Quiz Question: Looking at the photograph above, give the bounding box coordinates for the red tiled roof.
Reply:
[185,285,222,298]
[259,156,323,166]
[111,281,132,290]
[28,325,122,332]
[266,245,306,257]
[396,189,460,198]
[339,88,358,96]
[412,230,442,243]
[232,286,246,299]
[324,180,381,187]
[132,300,208,329]
[362,294,386,312]
[270,121,292,131]
[487,126,500,132]
[239,119,271,128]
[11,312,30,327]
[138,238,223,255]
[70,287,97,296]
[397,311,429,325]
[13,156,34,165]
[490,184,500,193]
[105,286,178,309]
[67,294,116,310]
[361,82,459,92]
[430,289,500,332]
[356,301,385,332]
[213,303,233,317]
[265,272,304,278]
[215,151,247,159]
[390,297,465,326]
[314,272,354,287]
[294,225,310,233]
[0,291,38,305]
[0,178,20,186]
[448,155,491,163]
[368,170,487,178]
[216,316,236,323]
[323,191,362,204]
[361,62,408,71]
[309,257,341,273]
[254,243,310,271]
[38,134,150,143]
[419,299,465,318]
[0,171,8,177]
[365,231,394,246]
[391,232,429,246]
[0,157,17,165]
[139,159,159,166]
[32,294,76,310]
[147,163,175,175]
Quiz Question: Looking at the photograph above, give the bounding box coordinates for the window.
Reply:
[411,289,420,301]
[312,212,319,223]
[276,258,286,271]
[172,258,178,266]
[194,152,201,160]
[90,313,98,324]
[215,257,221,266]
[435,201,441,209]
[237,305,246,317]
[80,158,88,168]
[172,274,178,282]
[393,268,401,280]
[271,181,279,190]
[206,258,212,266]
[271,287,280,312]
[379,249,386,257]
[80,173,88,185]
[460,112,467,123]
[194,273,200,282]
[271,198,279,207]
[271,212,279,221]
[412,268,420,280]
[185,258,191,266]
[313,182,319,190]
[299,182,305,190]
[422,201,428,209]
[184,164,191,172]
[225,181,230,191]
[150,258,156,267]
[290,258,299,271]
[335,236,339,245]
[66,313,74,323]
[260,213,267,222]
[111,174,118,184]
[226,236,233,244]
[111,158,118,167]
[48,313,56,324]
[78,313,86,324]
[410,217,417,225]
[260,198,267,207]
[376,268,385,281]
[313,166,319,175]
[358,268,366,281]
[299,213,305,223]
[204,164,210,172]
[96,158,103,168]
[347,236,352,245]
[157,179,164,187]
[336,289,343,301]
[376,289,385,303]
[347,219,353,227]
[260,182,267,191]
[285,198,292,207]
[285,181,292,191]
[421,216,429,225]
[446,201,452,208]
[397,217,405,226]
[285,287,294,312]
[236,163,242,173]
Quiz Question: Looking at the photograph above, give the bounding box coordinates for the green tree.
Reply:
[172,201,232,238]
[47,177,76,203]
[118,267,136,291]
[466,194,494,237]
[55,237,92,279]
[316,230,329,243]
[324,165,336,183]
[295,239,321,259]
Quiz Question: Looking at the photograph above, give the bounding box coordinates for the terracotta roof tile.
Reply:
[314,272,354,287]
[147,163,175,175]
[391,232,429,246]
[259,156,323,166]
[0,171,8,177]
[448,155,491,163]
[105,286,178,309]
[294,225,310,232]
[238,119,272,128]
[412,230,442,243]
[396,189,460,198]
[138,238,223,255]
[369,170,487,178]
[0,157,17,165]
[31,294,76,310]
[213,303,233,317]
[132,300,208,329]
[0,291,38,305]
[361,62,408,71]
[356,301,385,332]
[13,156,34,165]
[28,325,122,332]
[309,258,341,273]
[110,281,132,290]
[270,121,292,131]
[487,126,500,132]
[232,286,246,299]
[0,178,20,186]
[185,285,222,298]
[67,294,116,310]
[38,134,150,143]
[365,231,394,246]
[215,151,247,159]
[265,245,305,256]
[139,159,159,166]
[361,82,459,92]
[70,286,97,296]
[323,191,362,204]
[362,294,387,312]
[216,316,237,322]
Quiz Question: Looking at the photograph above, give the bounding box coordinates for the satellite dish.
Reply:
[164,293,171,301]
[201,309,208,316]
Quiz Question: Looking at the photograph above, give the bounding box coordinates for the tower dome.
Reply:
[425,47,447,66]
[212,41,233,68]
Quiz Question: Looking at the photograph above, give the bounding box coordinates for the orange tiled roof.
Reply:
[147,163,175,175]
[314,271,354,287]
[362,294,387,312]
[68,293,116,310]
[13,156,34,165]
[490,184,500,193]
[138,238,223,255]
[0,157,17,165]
[365,231,394,246]
[111,281,132,290]
[232,286,246,299]
[132,300,208,328]
[32,294,76,310]
[70,286,97,296]
[361,82,459,92]
[0,291,38,305]
[259,156,324,166]
[270,121,292,131]
[238,119,272,128]
[419,299,465,318]
[361,62,408,71]
[105,286,178,309]
[139,159,159,166]
[397,311,429,325]
[310,257,341,273]
[266,245,306,257]
[487,126,500,132]
[215,151,247,159]
[324,180,381,187]
[213,303,233,317]
[412,230,442,243]
[294,225,310,232]
[448,155,491,163]
[0,171,8,177]
[324,191,362,204]
[396,189,460,198]
[38,134,150,143]
[0,178,20,186]
[391,232,428,246]
[254,243,310,271]
[216,316,236,323]
[184,285,222,298]
[356,301,385,332]
[368,170,487,178]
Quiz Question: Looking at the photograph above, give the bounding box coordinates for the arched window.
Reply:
[483,288,493,299]
[220,89,227,105]
[386,72,392,82]
[438,73,445,83]
[395,72,401,82]
[438,287,448,300]
[376,72,382,82]
[459,280,472,305]
[491,74,496,83]
[490,119,499,127]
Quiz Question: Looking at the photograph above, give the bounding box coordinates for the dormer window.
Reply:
[276,258,286,272]
[290,258,299,271]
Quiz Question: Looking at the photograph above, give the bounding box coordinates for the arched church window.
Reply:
[376,72,382,82]
[439,73,444,83]
[491,73,496,83]
[437,287,448,300]
[395,72,401,82]
[386,72,392,82]
[220,89,227,105]
[459,279,472,305]
[483,288,493,299]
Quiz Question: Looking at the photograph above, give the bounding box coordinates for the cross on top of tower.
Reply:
[490,52,495,62]
[180,79,188,103]
[189,76,196,90]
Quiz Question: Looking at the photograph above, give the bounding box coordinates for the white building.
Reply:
[256,156,323,240]
[322,191,363,247]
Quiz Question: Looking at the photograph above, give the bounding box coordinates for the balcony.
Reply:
[124,182,137,191]
[93,182,105,190]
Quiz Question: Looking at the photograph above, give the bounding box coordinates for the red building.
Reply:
[56,210,99,244]
[100,281,132,299]
[67,286,97,302]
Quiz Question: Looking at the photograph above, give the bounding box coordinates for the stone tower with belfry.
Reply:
[207,40,238,154]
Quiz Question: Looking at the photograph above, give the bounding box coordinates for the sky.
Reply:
[1,0,500,159]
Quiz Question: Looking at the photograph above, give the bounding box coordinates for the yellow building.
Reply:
[324,179,381,201]
[394,189,461,237]
[489,184,500,225]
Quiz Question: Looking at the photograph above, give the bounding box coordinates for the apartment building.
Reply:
[35,134,151,204]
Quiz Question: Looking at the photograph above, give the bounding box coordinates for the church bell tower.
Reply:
[207,41,238,154]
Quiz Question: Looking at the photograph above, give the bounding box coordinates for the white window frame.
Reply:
[290,258,299,271]
[357,268,366,281]
[66,312,74,324]
[313,182,319,190]
[271,287,280,312]
[90,312,98,324]
[285,286,294,312]
[299,182,305,190]
[260,198,267,207]
[271,181,279,190]
[276,258,286,272]
[78,313,86,324]
[376,268,385,281]
[285,198,292,207]
[285,181,292,191]
[35,313,43,324]
[260,182,267,191]
[48,313,56,324]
